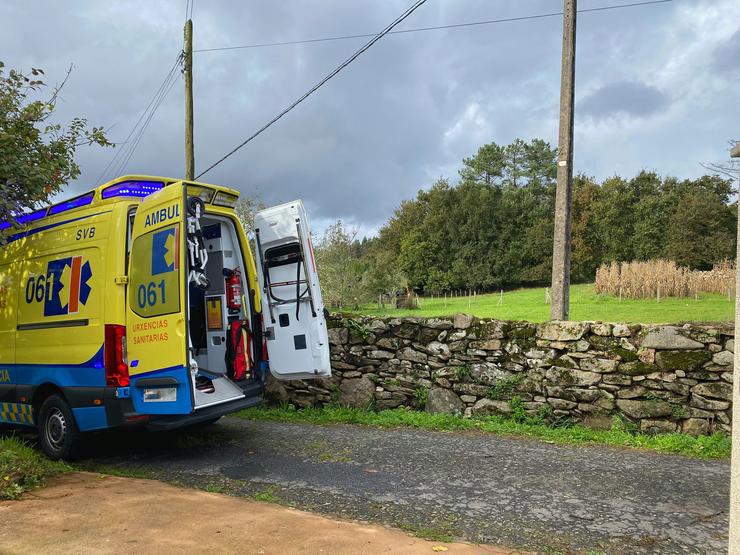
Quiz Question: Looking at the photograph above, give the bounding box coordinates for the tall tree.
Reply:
[315,221,366,310]
[666,190,736,270]
[0,62,110,224]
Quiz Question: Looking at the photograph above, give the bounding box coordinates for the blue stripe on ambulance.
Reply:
[4,346,106,388]
[4,347,107,431]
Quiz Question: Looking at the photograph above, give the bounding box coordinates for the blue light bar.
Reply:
[16,209,47,225]
[49,192,95,215]
[0,220,11,231]
[102,180,164,199]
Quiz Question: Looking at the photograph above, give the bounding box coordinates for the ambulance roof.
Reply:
[1,175,240,233]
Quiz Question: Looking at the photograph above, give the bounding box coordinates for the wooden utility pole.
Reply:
[184,18,195,180]
[550,0,577,321]
[728,142,740,555]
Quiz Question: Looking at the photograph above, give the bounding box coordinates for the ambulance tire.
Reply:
[38,395,81,461]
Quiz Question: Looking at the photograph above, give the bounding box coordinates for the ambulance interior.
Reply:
[187,214,258,408]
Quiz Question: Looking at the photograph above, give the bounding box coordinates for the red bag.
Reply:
[226,320,252,381]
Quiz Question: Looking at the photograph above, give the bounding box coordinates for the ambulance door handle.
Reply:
[115,276,129,285]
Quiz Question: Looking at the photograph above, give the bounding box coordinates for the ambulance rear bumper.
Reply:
[145,395,262,431]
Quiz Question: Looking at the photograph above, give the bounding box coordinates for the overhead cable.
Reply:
[195,0,673,53]
[196,0,429,178]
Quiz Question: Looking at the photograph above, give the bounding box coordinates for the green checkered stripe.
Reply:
[0,402,34,425]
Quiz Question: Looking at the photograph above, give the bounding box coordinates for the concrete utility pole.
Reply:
[550,0,577,321]
[184,18,195,180]
[729,142,740,555]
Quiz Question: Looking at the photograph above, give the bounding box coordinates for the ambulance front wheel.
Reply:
[38,395,81,460]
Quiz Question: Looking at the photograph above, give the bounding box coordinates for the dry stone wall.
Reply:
[265,316,735,436]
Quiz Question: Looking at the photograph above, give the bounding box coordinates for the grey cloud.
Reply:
[578,81,669,121]
[713,29,740,74]
[0,0,736,235]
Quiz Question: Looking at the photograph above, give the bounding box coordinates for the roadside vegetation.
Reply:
[354,283,734,323]
[0,436,70,499]
[304,138,736,315]
[235,406,731,460]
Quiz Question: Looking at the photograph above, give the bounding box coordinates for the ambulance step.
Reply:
[193,375,245,410]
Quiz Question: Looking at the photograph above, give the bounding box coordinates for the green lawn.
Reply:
[355,283,735,324]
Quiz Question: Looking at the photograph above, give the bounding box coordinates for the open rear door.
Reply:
[126,183,192,414]
[254,200,330,380]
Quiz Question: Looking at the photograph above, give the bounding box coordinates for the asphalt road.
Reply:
[76,417,730,554]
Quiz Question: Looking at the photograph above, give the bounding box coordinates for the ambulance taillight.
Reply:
[104,324,130,387]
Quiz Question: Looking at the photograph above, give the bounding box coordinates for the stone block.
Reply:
[619,361,658,376]
[339,377,375,408]
[612,324,632,337]
[537,321,590,341]
[470,398,511,416]
[682,418,710,436]
[426,388,465,415]
[453,313,474,329]
[640,326,704,350]
[616,399,673,419]
[579,357,618,373]
[398,347,427,364]
[617,386,647,399]
[640,419,677,434]
[691,382,732,401]
[712,350,734,366]
[655,350,711,371]
[547,397,577,410]
[328,327,349,345]
[690,393,730,411]
[591,323,612,336]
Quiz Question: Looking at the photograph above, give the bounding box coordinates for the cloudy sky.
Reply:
[1,0,738,236]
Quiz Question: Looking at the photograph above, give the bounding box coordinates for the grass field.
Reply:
[355,283,735,324]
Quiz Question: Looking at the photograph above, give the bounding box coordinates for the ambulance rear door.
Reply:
[254,200,330,380]
[126,183,191,414]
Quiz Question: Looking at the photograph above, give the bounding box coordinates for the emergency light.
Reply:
[48,192,95,215]
[101,180,165,199]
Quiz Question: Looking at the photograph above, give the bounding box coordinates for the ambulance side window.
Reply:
[129,223,181,318]
[125,210,136,273]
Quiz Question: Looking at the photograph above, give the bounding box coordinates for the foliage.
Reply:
[322,139,734,302]
[235,406,732,460]
[487,373,525,400]
[412,385,429,409]
[0,436,70,499]
[234,194,266,238]
[357,283,735,323]
[0,62,111,225]
[314,221,367,309]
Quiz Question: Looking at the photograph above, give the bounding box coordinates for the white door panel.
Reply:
[254,200,330,380]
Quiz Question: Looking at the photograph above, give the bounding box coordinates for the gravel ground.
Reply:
[76,417,730,554]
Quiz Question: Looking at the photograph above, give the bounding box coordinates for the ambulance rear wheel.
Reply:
[38,395,80,460]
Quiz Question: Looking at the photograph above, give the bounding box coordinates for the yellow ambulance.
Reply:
[0,176,330,459]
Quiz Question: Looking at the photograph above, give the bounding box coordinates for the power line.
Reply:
[97,53,182,184]
[196,0,429,179]
[116,65,181,176]
[194,0,673,54]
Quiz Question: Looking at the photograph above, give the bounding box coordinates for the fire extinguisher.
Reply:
[225,268,243,313]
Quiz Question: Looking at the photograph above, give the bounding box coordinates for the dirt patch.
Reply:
[0,472,511,554]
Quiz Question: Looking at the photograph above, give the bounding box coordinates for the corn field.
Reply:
[594,260,736,300]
